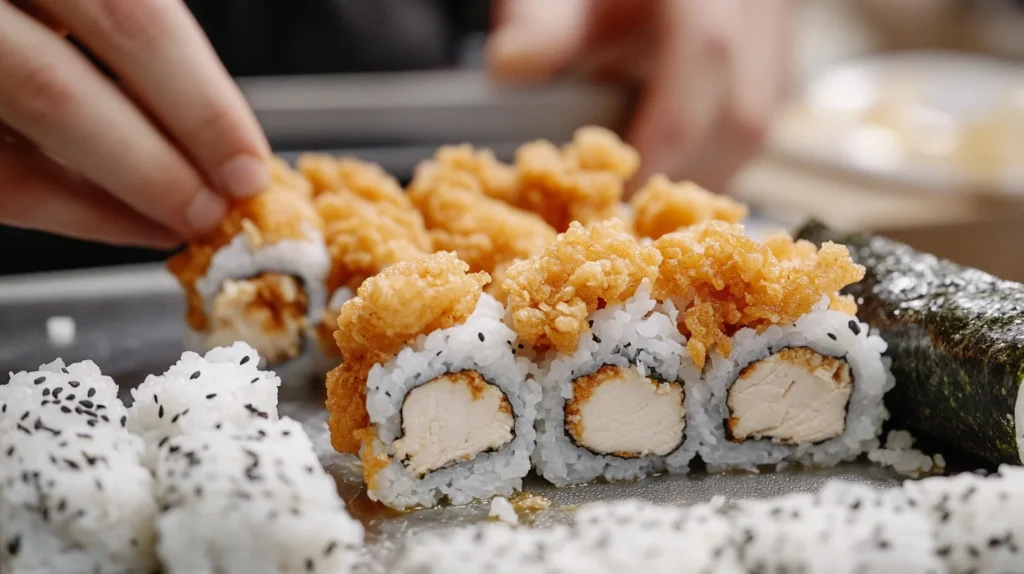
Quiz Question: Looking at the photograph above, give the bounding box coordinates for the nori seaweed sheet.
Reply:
[797,221,1024,465]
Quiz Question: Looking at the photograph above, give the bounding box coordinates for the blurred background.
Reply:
[5,0,1024,280]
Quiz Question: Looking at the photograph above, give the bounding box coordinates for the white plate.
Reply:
[770,51,1024,195]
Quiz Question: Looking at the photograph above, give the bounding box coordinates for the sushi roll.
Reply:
[126,342,281,465]
[326,252,539,509]
[799,222,1024,466]
[154,418,364,574]
[307,156,432,360]
[502,220,699,485]
[167,158,330,379]
[651,222,885,471]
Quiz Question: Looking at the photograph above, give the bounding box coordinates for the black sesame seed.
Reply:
[67,380,79,388]
[158,437,170,448]
[120,416,127,427]
[42,388,51,397]
[4,446,13,457]
[847,320,861,335]
[190,371,201,380]
[158,406,164,419]
[79,400,94,409]
[250,377,259,384]
[60,406,71,414]
[33,377,45,385]
[171,413,182,424]
[86,419,97,427]
[478,332,485,342]
[240,356,251,365]
[19,412,28,421]
[827,333,837,341]
[87,388,96,398]
[6,536,20,556]
[305,558,314,572]
[206,394,217,399]
[52,388,63,399]
[66,394,75,401]
[592,335,602,344]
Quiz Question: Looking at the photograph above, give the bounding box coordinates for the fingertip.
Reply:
[185,188,227,235]
[217,154,270,199]
[486,0,588,83]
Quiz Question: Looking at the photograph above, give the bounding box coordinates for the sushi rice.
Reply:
[155,418,364,574]
[694,296,894,472]
[362,294,540,509]
[532,282,700,486]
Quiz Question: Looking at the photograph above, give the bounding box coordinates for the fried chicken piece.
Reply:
[408,159,557,280]
[630,175,749,239]
[326,252,490,454]
[502,220,662,353]
[653,221,865,369]
[514,126,640,231]
[167,158,322,332]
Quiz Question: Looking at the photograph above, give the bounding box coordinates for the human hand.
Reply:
[488,0,794,196]
[0,0,270,248]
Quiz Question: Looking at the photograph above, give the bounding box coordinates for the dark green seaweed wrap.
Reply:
[797,221,1024,465]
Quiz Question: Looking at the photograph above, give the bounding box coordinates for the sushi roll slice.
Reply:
[155,418,364,574]
[502,221,698,485]
[326,252,539,509]
[651,221,883,471]
[307,156,432,361]
[0,359,130,438]
[799,222,1024,466]
[127,342,281,465]
[167,159,330,379]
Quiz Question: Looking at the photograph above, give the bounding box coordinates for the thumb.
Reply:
[487,0,589,83]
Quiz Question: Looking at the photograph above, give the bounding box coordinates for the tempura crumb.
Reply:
[297,154,414,208]
[654,221,865,369]
[502,220,662,353]
[326,252,489,454]
[417,144,519,204]
[630,175,748,239]
[316,189,431,294]
[408,159,557,279]
[168,160,322,331]
[514,127,639,231]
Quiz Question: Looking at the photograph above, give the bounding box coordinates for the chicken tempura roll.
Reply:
[168,159,329,379]
[503,221,699,486]
[326,252,539,510]
[653,222,890,471]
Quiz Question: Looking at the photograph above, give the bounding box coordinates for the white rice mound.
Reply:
[532,281,699,487]
[694,296,894,472]
[0,429,159,574]
[901,465,1024,574]
[363,294,540,509]
[127,342,281,466]
[1,359,129,438]
[868,429,946,478]
[155,417,364,574]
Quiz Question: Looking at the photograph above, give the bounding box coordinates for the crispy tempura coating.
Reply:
[408,159,557,281]
[326,252,489,454]
[514,126,640,231]
[167,159,321,331]
[316,188,431,294]
[414,144,519,204]
[502,220,662,353]
[653,221,866,369]
[297,154,413,207]
[630,175,749,239]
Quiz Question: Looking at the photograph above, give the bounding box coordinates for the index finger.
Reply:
[36,0,272,198]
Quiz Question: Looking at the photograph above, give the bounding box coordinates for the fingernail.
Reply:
[217,154,270,198]
[186,189,227,234]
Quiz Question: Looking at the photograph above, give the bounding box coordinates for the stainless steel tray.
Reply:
[0,265,908,572]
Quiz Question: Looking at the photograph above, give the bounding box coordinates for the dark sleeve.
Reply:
[186,0,492,76]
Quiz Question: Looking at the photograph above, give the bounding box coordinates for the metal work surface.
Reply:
[0,264,907,571]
